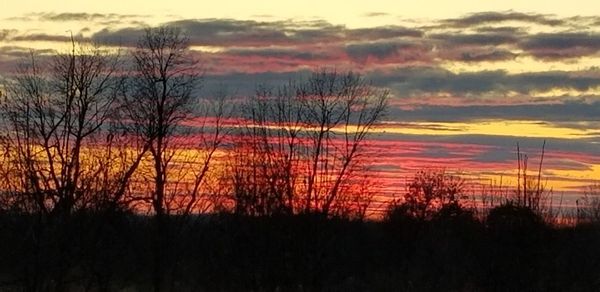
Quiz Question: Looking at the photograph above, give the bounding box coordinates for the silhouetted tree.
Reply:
[299,70,387,216]
[487,202,544,233]
[119,26,227,292]
[391,169,467,220]
[226,84,302,216]
[228,70,387,218]
[0,39,129,291]
[0,41,124,215]
[577,182,600,224]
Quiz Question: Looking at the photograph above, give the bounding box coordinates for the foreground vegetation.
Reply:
[1,204,600,291]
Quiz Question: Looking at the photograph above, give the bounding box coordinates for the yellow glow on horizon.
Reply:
[441,56,600,75]
[549,164,600,182]
[531,87,600,98]
[243,119,597,140]
[373,120,597,139]
[190,46,225,53]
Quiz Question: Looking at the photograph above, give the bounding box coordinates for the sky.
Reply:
[1,1,600,206]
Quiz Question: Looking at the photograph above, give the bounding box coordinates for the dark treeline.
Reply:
[0,26,600,291]
[1,200,600,291]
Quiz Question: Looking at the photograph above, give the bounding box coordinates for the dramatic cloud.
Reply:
[224,47,333,61]
[0,46,54,58]
[0,29,16,41]
[0,46,57,73]
[30,12,141,22]
[442,11,564,27]
[201,46,346,73]
[363,12,390,17]
[430,32,519,46]
[91,27,145,46]
[93,19,320,47]
[11,33,82,42]
[371,67,600,96]
[198,65,600,105]
[519,32,600,59]
[203,71,310,95]
[81,12,600,69]
[346,26,423,40]
[384,100,600,122]
[345,41,429,63]
[455,50,518,62]
[92,19,422,47]
[475,26,525,34]
[3,11,600,122]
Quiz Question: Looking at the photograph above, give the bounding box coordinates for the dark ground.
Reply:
[1,206,599,291]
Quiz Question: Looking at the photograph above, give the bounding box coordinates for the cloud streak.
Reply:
[371,67,600,96]
[91,19,424,48]
[441,11,565,27]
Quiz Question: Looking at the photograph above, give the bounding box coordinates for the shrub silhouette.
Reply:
[484,203,548,291]
[388,169,467,221]
[432,202,476,225]
[486,202,544,235]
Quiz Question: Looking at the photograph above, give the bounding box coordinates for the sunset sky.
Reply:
[1,1,600,205]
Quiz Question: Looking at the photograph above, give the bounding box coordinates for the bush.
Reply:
[432,202,476,225]
[486,203,544,234]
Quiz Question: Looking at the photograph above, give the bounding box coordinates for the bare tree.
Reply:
[228,70,387,218]
[297,70,387,216]
[120,26,227,292]
[396,169,467,220]
[578,182,600,224]
[0,40,125,215]
[0,39,130,290]
[227,84,303,216]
